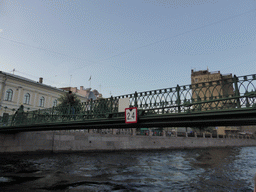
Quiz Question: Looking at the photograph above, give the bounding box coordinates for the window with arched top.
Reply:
[5,89,13,101]
[53,99,57,107]
[39,96,45,107]
[24,93,30,104]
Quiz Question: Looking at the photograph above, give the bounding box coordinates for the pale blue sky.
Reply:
[0,0,256,97]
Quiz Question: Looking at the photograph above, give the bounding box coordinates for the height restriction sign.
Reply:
[125,107,138,124]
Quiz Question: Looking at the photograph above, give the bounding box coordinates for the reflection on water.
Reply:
[0,147,255,191]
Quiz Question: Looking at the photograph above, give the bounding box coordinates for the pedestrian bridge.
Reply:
[1,74,256,133]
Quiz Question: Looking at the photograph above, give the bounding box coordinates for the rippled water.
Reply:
[0,147,256,191]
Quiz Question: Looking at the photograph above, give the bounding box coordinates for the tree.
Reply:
[57,92,81,107]
[57,92,81,116]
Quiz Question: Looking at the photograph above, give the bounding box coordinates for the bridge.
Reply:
[1,74,256,133]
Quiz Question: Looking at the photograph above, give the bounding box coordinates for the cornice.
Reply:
[0,71,65,93]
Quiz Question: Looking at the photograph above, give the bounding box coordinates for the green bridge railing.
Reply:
[1,74,256,127]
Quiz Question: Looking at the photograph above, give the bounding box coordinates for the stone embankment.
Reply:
[0,130,256,153]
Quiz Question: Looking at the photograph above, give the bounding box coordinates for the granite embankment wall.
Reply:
[1,131,256,153]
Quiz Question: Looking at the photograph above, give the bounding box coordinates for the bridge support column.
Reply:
[203,133,205,138]
[210,133,212,138]
[185,132,188,137]
[162,130,166,137]
[149,130,153,136]
[217,134,219,138]
[194,132,197,138]
[132,128,136,136]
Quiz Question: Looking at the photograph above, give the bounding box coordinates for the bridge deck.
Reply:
[1,74,256,132]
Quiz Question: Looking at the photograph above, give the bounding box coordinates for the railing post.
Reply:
[68,104,71,118]
[234,75,241,108]
[90,99,93,117]
[110,96,113,113]
[176,85,181,113]
[51,106,54,120]
[134,91,138,108]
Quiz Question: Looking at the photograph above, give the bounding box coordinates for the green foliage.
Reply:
[57,93,82,116]
[57,93,81,108]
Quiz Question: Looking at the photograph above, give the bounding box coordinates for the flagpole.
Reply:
[89,76,91,88]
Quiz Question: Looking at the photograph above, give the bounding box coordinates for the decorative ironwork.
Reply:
[0,74,256,128]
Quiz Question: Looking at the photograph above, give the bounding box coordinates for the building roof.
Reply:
[0,71,65,93]
[59,86,100,100]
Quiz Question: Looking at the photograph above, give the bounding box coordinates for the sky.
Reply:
[0,0,256,98]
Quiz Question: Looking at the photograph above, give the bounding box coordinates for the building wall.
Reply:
[191,70,234,105]
[191,69,238,135]
[241,126,256,135]
[0,72,87,116]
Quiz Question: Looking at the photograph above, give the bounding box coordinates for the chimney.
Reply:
[80,86,84,90]
[39,77,43,84]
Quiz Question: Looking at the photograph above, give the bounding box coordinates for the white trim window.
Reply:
[39,96,45,107]
[24,93,30,104]
[5,89,13,101]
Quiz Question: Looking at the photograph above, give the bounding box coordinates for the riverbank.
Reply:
[1,130,256,153]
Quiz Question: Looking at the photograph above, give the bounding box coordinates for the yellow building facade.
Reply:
[191,69,239,135]
[191,69,234,108]
[0,71,88,116]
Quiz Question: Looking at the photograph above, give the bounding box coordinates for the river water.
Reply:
[1,147,256,192]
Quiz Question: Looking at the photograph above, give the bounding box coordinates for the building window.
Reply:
[53,99,57,107]
[5,89,13,101]
[39,96,45,107]
[24,93,30,104]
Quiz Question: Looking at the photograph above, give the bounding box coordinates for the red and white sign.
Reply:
[125,107,137,124]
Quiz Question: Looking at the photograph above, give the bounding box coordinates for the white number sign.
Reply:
[125,107,138,124]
